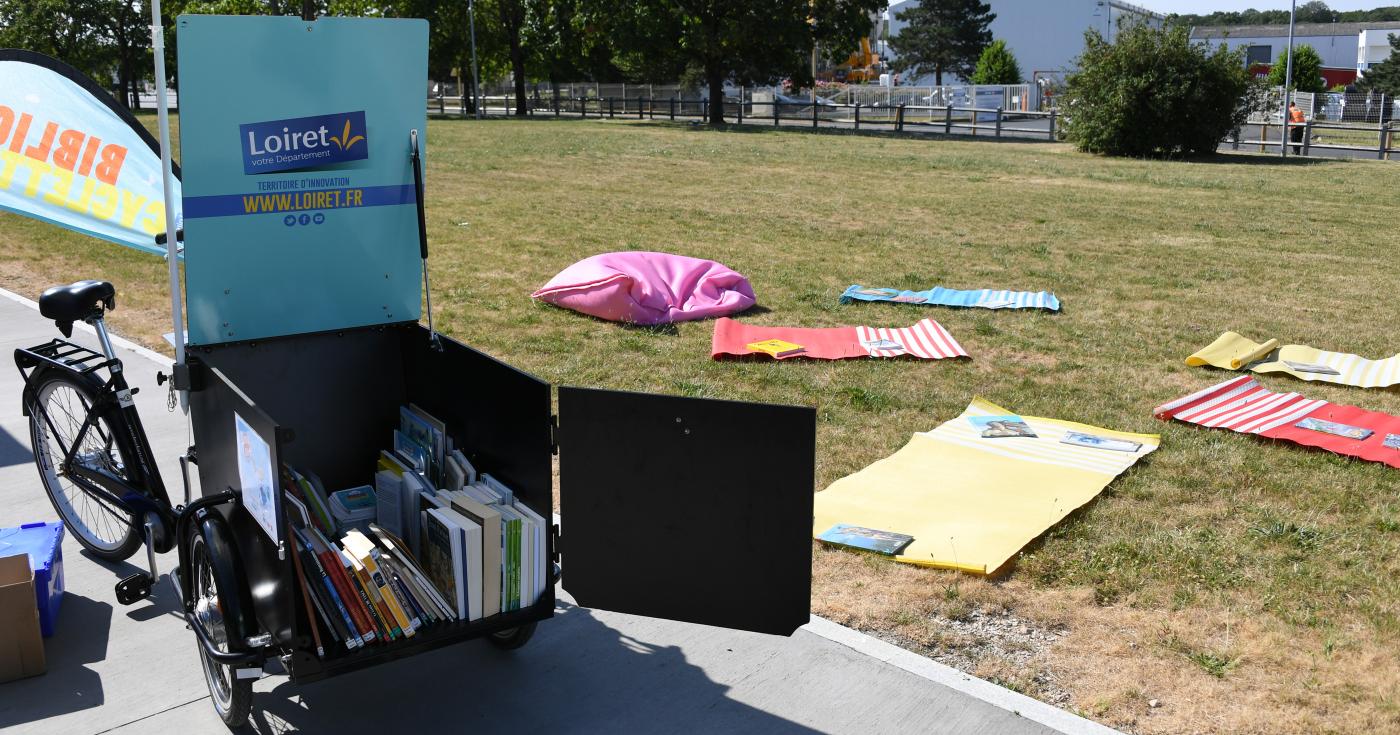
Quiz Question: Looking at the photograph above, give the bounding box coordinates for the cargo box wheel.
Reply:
[487,622,537,651]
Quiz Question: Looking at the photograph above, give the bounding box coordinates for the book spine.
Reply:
[364,552,416,637]
[377,549,423,631]
[353,552,402,640]
[390,568,430,627]
[302,540,361,648]
[289,533,331,657]
[318,546,375,644]
[350,565,393,642]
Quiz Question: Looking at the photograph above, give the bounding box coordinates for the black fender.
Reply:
[184,508,258,653]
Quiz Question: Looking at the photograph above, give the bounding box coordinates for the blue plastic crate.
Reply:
[0,522,65,638]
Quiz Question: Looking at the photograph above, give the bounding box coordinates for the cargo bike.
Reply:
[13,13,816,730]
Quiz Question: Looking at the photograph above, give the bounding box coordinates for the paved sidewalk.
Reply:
[0,290,1115,735]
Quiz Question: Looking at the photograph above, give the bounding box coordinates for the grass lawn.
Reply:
[4,116,1400,734]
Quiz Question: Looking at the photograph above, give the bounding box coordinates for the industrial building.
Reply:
[884,0,1164,85]
[1190,21,1400,78]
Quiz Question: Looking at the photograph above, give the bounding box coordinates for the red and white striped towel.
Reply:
[711,318,968,361]
[1155,375,1400,469]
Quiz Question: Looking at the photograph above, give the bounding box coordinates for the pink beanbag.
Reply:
[531,251,756,325]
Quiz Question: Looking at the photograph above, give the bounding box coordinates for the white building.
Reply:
[1190,22,1400,75]
[884,0,1164,85]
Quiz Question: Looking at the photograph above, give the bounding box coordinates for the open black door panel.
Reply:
[188,359,296,645]
[557,387,816,636]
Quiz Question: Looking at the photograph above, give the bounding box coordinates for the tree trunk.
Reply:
[707,62,725,125]
[935,64,943,87]
[510,40,527,117]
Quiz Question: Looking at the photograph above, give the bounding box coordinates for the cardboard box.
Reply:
[0,554,46,683]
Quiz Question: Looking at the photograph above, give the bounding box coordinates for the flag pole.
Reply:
[148,0,187,411]
[1280,0,1297,158]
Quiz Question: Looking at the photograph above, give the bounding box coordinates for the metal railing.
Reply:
[427,94,1061,142]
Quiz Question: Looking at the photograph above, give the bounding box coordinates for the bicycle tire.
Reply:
[27,370,142,561]
[190,530,253,728]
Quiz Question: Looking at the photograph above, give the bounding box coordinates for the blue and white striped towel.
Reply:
[841,285,1060,311]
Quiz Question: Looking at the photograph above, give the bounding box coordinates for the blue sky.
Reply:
[1136,1,1393,13]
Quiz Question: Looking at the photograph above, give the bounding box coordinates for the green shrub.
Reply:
[1061,25,1256,157]
[1265,45,1326,93]
[970,40,1023,84]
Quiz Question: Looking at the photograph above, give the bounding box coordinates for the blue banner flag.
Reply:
[0,49,181,256]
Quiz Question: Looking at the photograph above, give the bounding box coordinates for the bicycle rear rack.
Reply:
[14,338,117,376]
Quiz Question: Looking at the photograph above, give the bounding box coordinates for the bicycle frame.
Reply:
[15,336,176,547]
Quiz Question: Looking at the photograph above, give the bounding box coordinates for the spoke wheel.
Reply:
[28,372,141,561]
[191,531,253,729]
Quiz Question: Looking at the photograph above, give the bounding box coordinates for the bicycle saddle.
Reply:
[39,280,116,334]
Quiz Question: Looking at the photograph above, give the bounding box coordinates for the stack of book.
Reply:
[283,403,548,658]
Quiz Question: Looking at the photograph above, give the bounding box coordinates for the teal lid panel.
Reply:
[176,16,428,345]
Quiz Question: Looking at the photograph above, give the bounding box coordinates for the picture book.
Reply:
[746,339,806,358]
[399,406,442,485]
[421,508,466,619]
[968,414,1038,439]
[393,430,430,475]
[407,404,448,486]
[1386,434,1400,450]
[1060,431,1142,452]
[859,338,905,353]
[817,524,914,556]
[1295,417,1373,440]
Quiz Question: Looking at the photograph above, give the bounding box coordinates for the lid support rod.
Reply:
[148,0,187,412]
[410,129,442,352]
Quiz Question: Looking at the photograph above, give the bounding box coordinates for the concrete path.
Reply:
[0,288,1117,735]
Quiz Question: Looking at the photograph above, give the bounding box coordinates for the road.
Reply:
[0,288,1116,735]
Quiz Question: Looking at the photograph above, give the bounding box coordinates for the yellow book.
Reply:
[343,530,417,638]
[746,339,805,358]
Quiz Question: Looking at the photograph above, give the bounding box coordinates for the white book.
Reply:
[445,457,466,493]
[423,508,467,618]
[513,501,549,602]
[374,469,404,539]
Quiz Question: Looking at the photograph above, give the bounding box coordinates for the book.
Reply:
[288,522,331,657]
[393,430,431,476]
[301,471,337,534]
[445,456,466,493]
[746,339,806,358]
[304,526,377,644]
[369,523,457,622]
[444,492,502,617]
[497,504,522,611]
[343,530,418,637]
[422,508,467,618]
[481,474,514,505]
[1060,431,1142,453]
[968,414,1038,439]
[292,527,362,648]
[1386,434,1400,450]
[450,449,478,485]
[512,500,549,605]
[817,524,915,556]
[1295,417,1373,440]
[859,338,906,353]
[1283,360,1341,375]
[335,541,400,640]
[375,453,409,539]
[401,405,445,486]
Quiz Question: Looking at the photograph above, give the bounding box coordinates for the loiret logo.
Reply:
[239,111,368,175]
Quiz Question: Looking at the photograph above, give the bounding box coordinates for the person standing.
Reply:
[1288,101,1307,155]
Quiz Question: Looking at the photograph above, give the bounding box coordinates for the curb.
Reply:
[1,285,174,367]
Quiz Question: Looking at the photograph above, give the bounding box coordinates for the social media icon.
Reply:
[283,215,296,227]
[298,214,311,226]
[313,212,325,225]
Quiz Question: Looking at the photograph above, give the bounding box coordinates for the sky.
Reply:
[1135,1,1393,13]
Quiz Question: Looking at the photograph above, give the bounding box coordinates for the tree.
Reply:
[599,0,884,125]
[1062,24,1256,157]
[1266,44,1325,93]
[1357,33,1400,98]
[887,0,994,85]
[1294,1,1337,24]
[969,39,1020,84]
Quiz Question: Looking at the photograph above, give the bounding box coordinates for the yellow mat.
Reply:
[812,398,1159,574]
[1187,331,1400,388]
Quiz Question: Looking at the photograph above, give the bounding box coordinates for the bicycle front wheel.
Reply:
[27,371,142,561]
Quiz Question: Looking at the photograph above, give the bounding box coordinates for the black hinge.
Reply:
[551,522,561,563]
[549,414,559,456]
